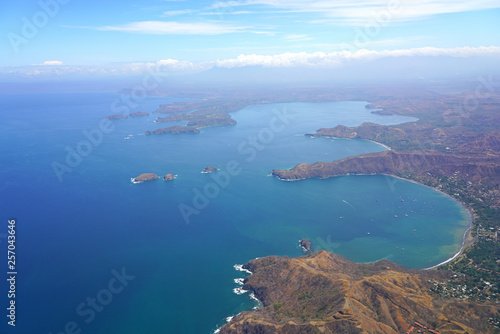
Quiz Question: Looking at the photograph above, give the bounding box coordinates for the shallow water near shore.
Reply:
[0,94,469,333]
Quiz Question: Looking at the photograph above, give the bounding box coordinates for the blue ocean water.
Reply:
[0,93,470,333]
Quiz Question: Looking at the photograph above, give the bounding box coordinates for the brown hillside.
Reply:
[220,251,499,334]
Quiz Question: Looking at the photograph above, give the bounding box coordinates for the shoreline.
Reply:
[366,139,392,151]
[424,209,474,270]
[307,135,393,152]
[424,224,472,270]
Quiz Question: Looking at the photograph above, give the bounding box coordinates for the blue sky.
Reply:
[1,0,499,75]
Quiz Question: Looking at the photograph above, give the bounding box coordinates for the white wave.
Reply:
[234,278,244,285]
[226,316,234,322]
[249,292,259,301]
[233,287,248,295]
[234,264,252,274]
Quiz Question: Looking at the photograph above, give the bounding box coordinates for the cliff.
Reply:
[145,125,200,135]
[220,251,498,334]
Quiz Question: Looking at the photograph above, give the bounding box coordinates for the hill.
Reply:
[220,251,499,334]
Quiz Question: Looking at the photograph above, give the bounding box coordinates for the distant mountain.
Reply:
[178,55,500,86]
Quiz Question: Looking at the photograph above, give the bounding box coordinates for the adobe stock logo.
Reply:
[7,0,71,53]
[48,267,135,334]
[51,119,115,182]
[178,108,295,224]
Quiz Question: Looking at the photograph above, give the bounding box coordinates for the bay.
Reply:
[0,94,469,333]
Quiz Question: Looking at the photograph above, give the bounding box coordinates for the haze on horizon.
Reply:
[1,0,499,86]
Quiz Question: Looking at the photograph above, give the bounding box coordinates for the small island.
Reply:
[299,238,312,252]
[145,125,200,135]
[105,114,128,120]
[201,166,219,173]
[129,111,149,118]
[163,173,176,181]
[131,173,159,183]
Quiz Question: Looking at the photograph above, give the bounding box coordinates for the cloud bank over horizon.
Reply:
[3,46,499,79]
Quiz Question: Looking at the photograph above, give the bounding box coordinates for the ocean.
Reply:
[0,93,470,333]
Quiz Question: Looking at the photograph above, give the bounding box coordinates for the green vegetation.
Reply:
[399,171,500,301]
[437,240,500,302]
[298,292,312,301]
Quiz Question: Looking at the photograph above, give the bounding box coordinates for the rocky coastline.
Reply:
[220,251,498,334]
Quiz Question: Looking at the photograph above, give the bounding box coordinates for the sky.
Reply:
[1,0,499,78]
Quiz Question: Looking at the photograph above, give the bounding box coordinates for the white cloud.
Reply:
[214,46,500,68]
[161,9,198,16]
[215,51,341,68]
[127,59,212,73]
[40,60,64,66]
[96,21,247,35]
[283,34,313,42]
[210,0,500,24]
[5,46,499,77]
[200,10,256,15]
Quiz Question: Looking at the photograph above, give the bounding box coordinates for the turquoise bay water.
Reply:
[0,94,469,333]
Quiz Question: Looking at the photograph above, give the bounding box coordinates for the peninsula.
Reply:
[220,251,498,334]
[272,150,498,184]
